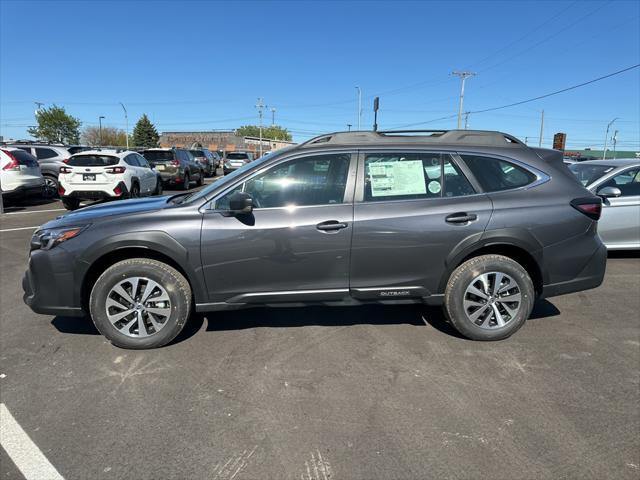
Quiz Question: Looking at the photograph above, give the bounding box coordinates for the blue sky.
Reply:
[1,0,639,150]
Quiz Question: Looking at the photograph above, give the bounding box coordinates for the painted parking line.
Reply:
[0,403,65,480]
[3,208,65,215]
[0,226,39,233]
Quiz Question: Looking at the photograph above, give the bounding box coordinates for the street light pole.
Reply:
[347,124,352,132]
[452,71,475,129]
[603,117,619,160]
[355,86,362,130]
[255,98,265,158]
[119,103,129,149]
[271,107,276,127]
[613,130,619,159]
[98,116,105,146]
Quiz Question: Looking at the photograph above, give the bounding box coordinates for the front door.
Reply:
[350,151,493,300]
[594,167,640,248]
[200,152,356,304]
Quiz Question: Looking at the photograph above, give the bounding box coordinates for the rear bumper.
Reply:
[22,248,84,317]
[541,242,607,298]
[61,182,128,201]
[2,182,45,198]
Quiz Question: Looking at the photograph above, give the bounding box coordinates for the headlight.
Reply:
[30,225,89,251]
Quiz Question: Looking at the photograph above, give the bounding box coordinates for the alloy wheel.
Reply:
[105,277,172,338]
[463,271,522,329]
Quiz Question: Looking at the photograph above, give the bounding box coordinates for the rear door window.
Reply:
[460,154,537,192]
[10,149,39,167]
[363,152,475,202]
[124,155,140,166]
[67,155,119,166]
[35,148,58,160]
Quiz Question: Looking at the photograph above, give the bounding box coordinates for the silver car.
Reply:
[569,159,640,250]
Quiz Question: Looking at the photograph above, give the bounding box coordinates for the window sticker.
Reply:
[428,180,441,194]
[370,160,427,197]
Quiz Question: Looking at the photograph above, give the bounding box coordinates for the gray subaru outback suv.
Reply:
[23,130,606,349]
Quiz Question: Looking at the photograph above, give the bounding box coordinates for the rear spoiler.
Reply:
[531,147,586,186]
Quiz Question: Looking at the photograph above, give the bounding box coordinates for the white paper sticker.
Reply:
[370,161,426,197]
[428,180,441,194]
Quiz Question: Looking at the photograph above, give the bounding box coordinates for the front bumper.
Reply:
[541,242,607,298]
[22,247,84,317]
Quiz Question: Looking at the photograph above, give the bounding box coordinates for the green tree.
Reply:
[236,125,292,141]
[28,105,81,144]
[132,114,159,147]
[82,126,128,146]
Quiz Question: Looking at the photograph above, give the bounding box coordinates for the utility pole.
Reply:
[355,86,362,130]
[452,71,475,129]
[464,112,470,130]
[603,117,619,160]
[347,124,352,131]
[538,110,544,147]
[255,98,266,158]
[271,107,276,127]
[524,137,529,145]
[98,116,105,146]
[119,103,129,149]
[612,130,619,159]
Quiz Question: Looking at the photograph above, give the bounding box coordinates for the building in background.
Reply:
[159,131,296,156]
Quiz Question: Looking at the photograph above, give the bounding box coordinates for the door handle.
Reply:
[316,220,348,232]
[445,213,478,224]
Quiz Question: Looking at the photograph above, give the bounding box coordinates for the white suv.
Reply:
[58,150,162,210]
[1,148,45,202]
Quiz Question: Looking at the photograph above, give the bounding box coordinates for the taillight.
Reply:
[571,197,602,221]
[62,158,70,164]
[1,149,20,171]
[171,159,180,167]
[105,166,126,174]
[60,166,72,174]
[113,185,122,196]
[58,185,66,196]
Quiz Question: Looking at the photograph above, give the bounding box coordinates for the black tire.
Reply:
[196,170,204,186]
[62,197,80,210]
[43,175,59,198]
[89,258,192,349]
[129,182,140,198]
[154,178,163,195]
[443,254,535,341]
[182,172,190,190]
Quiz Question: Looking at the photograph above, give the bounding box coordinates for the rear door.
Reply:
[200,151,356,303]
[593,167,640,248]
[135,154,157,193]
[350,151,492,300]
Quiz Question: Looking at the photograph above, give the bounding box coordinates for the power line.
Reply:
[390,64,640,129]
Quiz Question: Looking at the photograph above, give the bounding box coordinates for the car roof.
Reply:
[573,158,640,167]
[71,149,133,158]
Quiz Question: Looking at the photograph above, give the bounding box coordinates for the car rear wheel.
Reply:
[130,182,140,198]
[43,175,59,198]
[154,178,163,195]
[182,172,190,190]
[443,254,535,341]
[89,258,192,349]
[62,197,80,210]
[196,170,204,186]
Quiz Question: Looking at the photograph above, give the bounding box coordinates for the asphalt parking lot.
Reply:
[1,181,638,480]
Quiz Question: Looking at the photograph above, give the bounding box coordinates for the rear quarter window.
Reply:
[461,154,537,192]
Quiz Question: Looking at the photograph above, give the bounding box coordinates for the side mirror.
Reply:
[596,186,622,198]
[228,191,253,215]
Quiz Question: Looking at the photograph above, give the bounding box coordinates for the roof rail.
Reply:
[300,129,525,148]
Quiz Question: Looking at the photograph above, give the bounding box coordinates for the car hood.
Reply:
[44,196,171,228]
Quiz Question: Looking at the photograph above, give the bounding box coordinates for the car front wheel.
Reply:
[89,258,192,349]
[443,254,535,341]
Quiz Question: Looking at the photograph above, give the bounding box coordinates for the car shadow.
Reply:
[50,299,562,343]
[2,197,59,212]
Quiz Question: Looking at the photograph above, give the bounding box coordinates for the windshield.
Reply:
[142,150,174,162]
[68,154,119,166]
[227,153,249,160]
[569,163,616,186]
